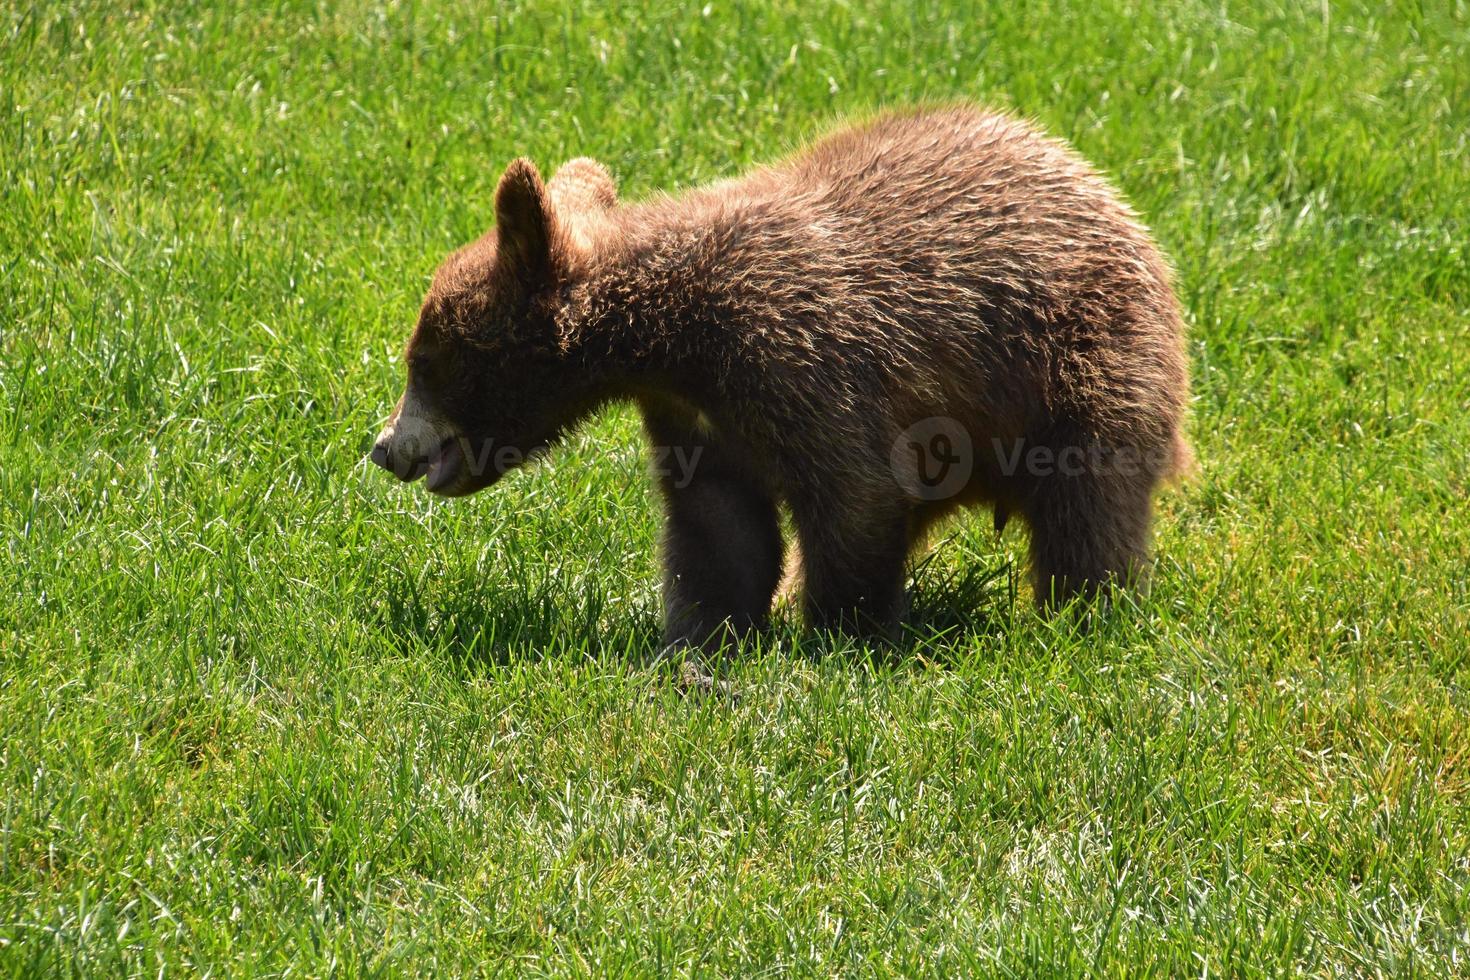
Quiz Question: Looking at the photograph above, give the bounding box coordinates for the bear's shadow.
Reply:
[366,552,1020,672]
[364,572,664,668]
[893,554,1020,659]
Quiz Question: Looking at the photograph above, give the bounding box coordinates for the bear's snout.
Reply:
[370,429,434,483]
[370,388,463,488]
[369,438,404,477]
[371,392,481,494]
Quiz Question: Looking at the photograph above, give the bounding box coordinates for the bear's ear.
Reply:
[494,158,553,284]
[548,157,617,215]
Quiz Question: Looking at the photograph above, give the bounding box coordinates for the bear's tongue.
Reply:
[425,438,464,493]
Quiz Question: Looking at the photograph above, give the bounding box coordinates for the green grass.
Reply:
[2,0,1468,973]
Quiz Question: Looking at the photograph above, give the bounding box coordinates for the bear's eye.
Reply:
[406,355,438,388]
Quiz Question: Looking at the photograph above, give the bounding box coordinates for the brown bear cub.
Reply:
[371,106,1192,649]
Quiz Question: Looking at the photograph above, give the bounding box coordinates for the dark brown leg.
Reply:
[1025,469,1153,606]
[644,409,784,652]
[790,497,911,639]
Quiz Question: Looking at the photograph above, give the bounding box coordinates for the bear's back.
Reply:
[772,107,1158,288]
[736,107,1187,469]
[595,106,1187,474]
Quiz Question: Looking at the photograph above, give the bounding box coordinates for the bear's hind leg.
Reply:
[791,498,911,639]
[1024,469,1153,606]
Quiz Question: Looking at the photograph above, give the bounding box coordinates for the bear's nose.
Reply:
[370,440,393,472]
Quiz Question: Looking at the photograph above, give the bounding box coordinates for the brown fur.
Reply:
[372,105,1192,647]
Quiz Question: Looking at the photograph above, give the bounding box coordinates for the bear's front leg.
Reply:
[644,410,784,653]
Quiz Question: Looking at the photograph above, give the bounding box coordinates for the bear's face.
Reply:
[375,292,562,498]
[372,158,606,497]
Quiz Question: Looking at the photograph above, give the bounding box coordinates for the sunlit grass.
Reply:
[2,0,1468,973]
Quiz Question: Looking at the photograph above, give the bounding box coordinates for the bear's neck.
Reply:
[558,194,791,409]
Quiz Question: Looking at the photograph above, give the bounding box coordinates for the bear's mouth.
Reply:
[424,436,466,495]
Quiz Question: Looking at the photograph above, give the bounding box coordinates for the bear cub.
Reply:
[371,106,1192,649]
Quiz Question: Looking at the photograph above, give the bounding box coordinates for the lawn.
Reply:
[2,0,1468,974]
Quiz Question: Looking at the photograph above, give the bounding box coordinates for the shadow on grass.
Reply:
[902,551,1019,645]
[362,544,1041,675]
[794,550,1152,669]
[760,551,1024,670]
[364,568,664,669]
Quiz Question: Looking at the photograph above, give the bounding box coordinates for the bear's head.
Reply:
[371,157,616,496]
